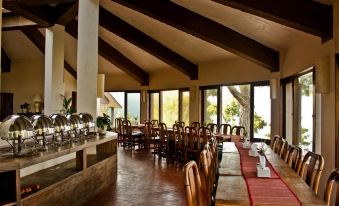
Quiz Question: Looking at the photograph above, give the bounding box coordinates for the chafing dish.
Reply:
[0,115,34,155]
[66,114,83,138]
[31,114,54,150]
[79,113,95,136]
[50,114,71,144]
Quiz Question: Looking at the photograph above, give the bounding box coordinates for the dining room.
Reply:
[0,0,338,205]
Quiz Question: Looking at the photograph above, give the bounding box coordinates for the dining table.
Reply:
[215,142,326,206]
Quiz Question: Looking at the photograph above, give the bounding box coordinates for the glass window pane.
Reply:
[285,83,293,143]
[161,90,179,126]
[150,93,159,121]
[204,89,218,124]
[110,92,125,125]
[181,91,190,126]
[127,93,140,124]
[253,85,271,140]
[299,72,313,152]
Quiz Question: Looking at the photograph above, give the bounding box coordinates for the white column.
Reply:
[140,86,148,122]
[189,80,200,124]
[77,0,99,118]
[44,25,65,115]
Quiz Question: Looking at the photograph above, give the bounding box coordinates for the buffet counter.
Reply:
[0,132,118,206]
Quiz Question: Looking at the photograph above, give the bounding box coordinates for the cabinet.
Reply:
[0,132,117,206]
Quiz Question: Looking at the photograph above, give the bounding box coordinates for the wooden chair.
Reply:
[176,121,185,128]
[199,126,212,148]
[286,145,302,172]
[143,122,152,149]
[121,120,143,150]
[218,123,231,135]
[271,135,283,153]
[173,123,186,163]
[183,161,206,206]
[191,122,200,131]
[151,119,159,128]
[150,123,160,156]
[115,118,123,146]
[299,151,324,193]
[158,123,169,157]
[200,149,213,206]
[278,139,289,161]
[323,168,339,205]
[230,125,246,136]
[206,123,218,134]
[185,126,200,165]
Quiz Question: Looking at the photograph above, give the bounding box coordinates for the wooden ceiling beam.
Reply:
[21,27,77,79]
[3,2,54,27]
[212,0,333,41]
[54,2,78,25]
[111,0,279,72]
[65,20,149,85]
[5,0,76,6]
[99,7,198,80]
[1,48,11,72]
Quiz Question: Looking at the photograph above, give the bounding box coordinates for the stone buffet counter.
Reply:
[0,132,118,206]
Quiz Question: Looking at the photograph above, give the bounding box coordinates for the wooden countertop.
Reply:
[0,132,117,172]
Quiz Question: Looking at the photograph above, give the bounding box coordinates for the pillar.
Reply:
[189,80,200,124]
[44,25,65,115]
[76,0,99,118]
[140,86,148,122]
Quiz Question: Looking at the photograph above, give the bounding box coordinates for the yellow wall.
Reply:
[1,58,77,114]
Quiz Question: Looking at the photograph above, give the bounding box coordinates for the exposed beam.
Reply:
[99,7,198,80]
[111,0,279,72]
[212,0,332,41]
[3,2,54,27]
[21,27,77,79]
[5,0,76,6]
[65,20,149,86]
[54,2,78,25]
[1,48,11,72]
[2,13,42,31]
[3,24,42,31]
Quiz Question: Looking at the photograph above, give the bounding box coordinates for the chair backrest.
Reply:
[191,122,201,131]
[324,168,339,205]
[206,123,218,134]
[122,120,132,138]
[286,145,302,172]
[231,125,246,136]
[159,123,168,143]
[271,135,281,149]
[299,151,324,193]
[185,126,199,150]
[151,119,159,127]
[176,121,185,128]
[278,139,289,160]
[115,118,123,133]
[199,126,212,146]
[173,123,185,148]
[144,121,152,141]
[183,161,205,206]
[200,149,213,206]
[218,123,231,135]
[272,135,283,153]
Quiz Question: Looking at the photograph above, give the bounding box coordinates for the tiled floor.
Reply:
[85,148,186,206]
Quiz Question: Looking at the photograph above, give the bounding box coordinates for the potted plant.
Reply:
[60,94,75,115]
[20,103,30,113]
[96,113,112,135]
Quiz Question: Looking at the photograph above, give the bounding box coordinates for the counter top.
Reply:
[0,132,117,172]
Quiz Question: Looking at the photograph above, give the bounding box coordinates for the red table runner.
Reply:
[235,143,301,206]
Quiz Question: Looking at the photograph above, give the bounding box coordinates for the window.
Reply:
[127,92,141,124]
[150,93,160,121]
[282,69,315,152]
[202,88,218,124]
[252,85,271,140]
[108,91,141,125]
[149,89,189,126]
[201,82,270,140]
[180,91,190,126]
[161,90,179,126]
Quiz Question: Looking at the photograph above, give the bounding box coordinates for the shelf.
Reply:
[21,158,79,199]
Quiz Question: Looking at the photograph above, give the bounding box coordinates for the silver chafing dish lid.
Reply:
[50,114,70,132]
[31,114,55,135]
[79,113,95,128]
[66,114,83,129]
[0,115,34,140]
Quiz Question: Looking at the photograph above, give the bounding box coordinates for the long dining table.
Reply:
[215,142,326,206]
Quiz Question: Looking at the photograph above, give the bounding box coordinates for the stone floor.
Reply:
[85,148,186,206]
